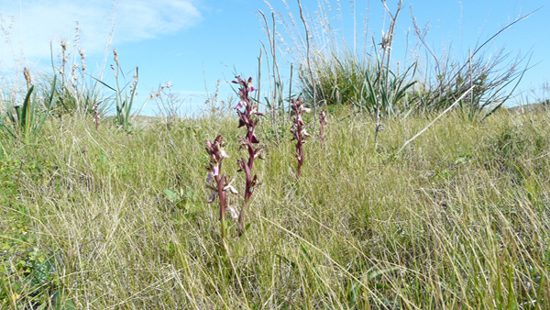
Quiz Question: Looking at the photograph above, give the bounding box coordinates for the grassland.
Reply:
[1,104,550,309]
[1,0,549,308]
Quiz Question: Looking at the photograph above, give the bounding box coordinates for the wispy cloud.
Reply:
[0,0,202,65]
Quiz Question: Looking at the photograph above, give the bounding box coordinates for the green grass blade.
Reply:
[21,85,35,136]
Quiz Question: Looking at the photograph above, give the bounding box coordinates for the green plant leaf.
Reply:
[164,189,179,201]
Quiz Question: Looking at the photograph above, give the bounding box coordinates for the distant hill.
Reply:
[506,102,549,113]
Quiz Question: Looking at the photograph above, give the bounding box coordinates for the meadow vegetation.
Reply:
[2,104,550,309]
[1,0,550,309]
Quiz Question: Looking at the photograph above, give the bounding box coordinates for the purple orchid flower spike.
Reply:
[205,135,238,243]
[319,110,327,145]
[290,97,310,181]
[232,76,263,237]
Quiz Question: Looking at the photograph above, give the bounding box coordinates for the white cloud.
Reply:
[0,0,201,66]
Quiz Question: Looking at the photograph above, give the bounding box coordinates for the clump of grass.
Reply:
[49,36,107,117]
[266,0,531,128]
[410,10,533,120]
[297,53,372,106]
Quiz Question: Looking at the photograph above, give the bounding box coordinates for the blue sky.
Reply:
[0,0,548,116]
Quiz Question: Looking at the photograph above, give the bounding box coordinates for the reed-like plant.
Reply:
[113,50,138,131]
[94,49,139,131]
[0,68,58,141]
[233,76,264,236]
[46,38,106,117]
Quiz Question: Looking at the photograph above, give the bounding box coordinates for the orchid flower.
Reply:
[205,135,238,224]
[232,76,263,236]
[319,110,327,145]
[290,97,310,181]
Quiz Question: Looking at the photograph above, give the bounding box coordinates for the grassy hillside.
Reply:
[1,0,548,307]
[1,105,549,309]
